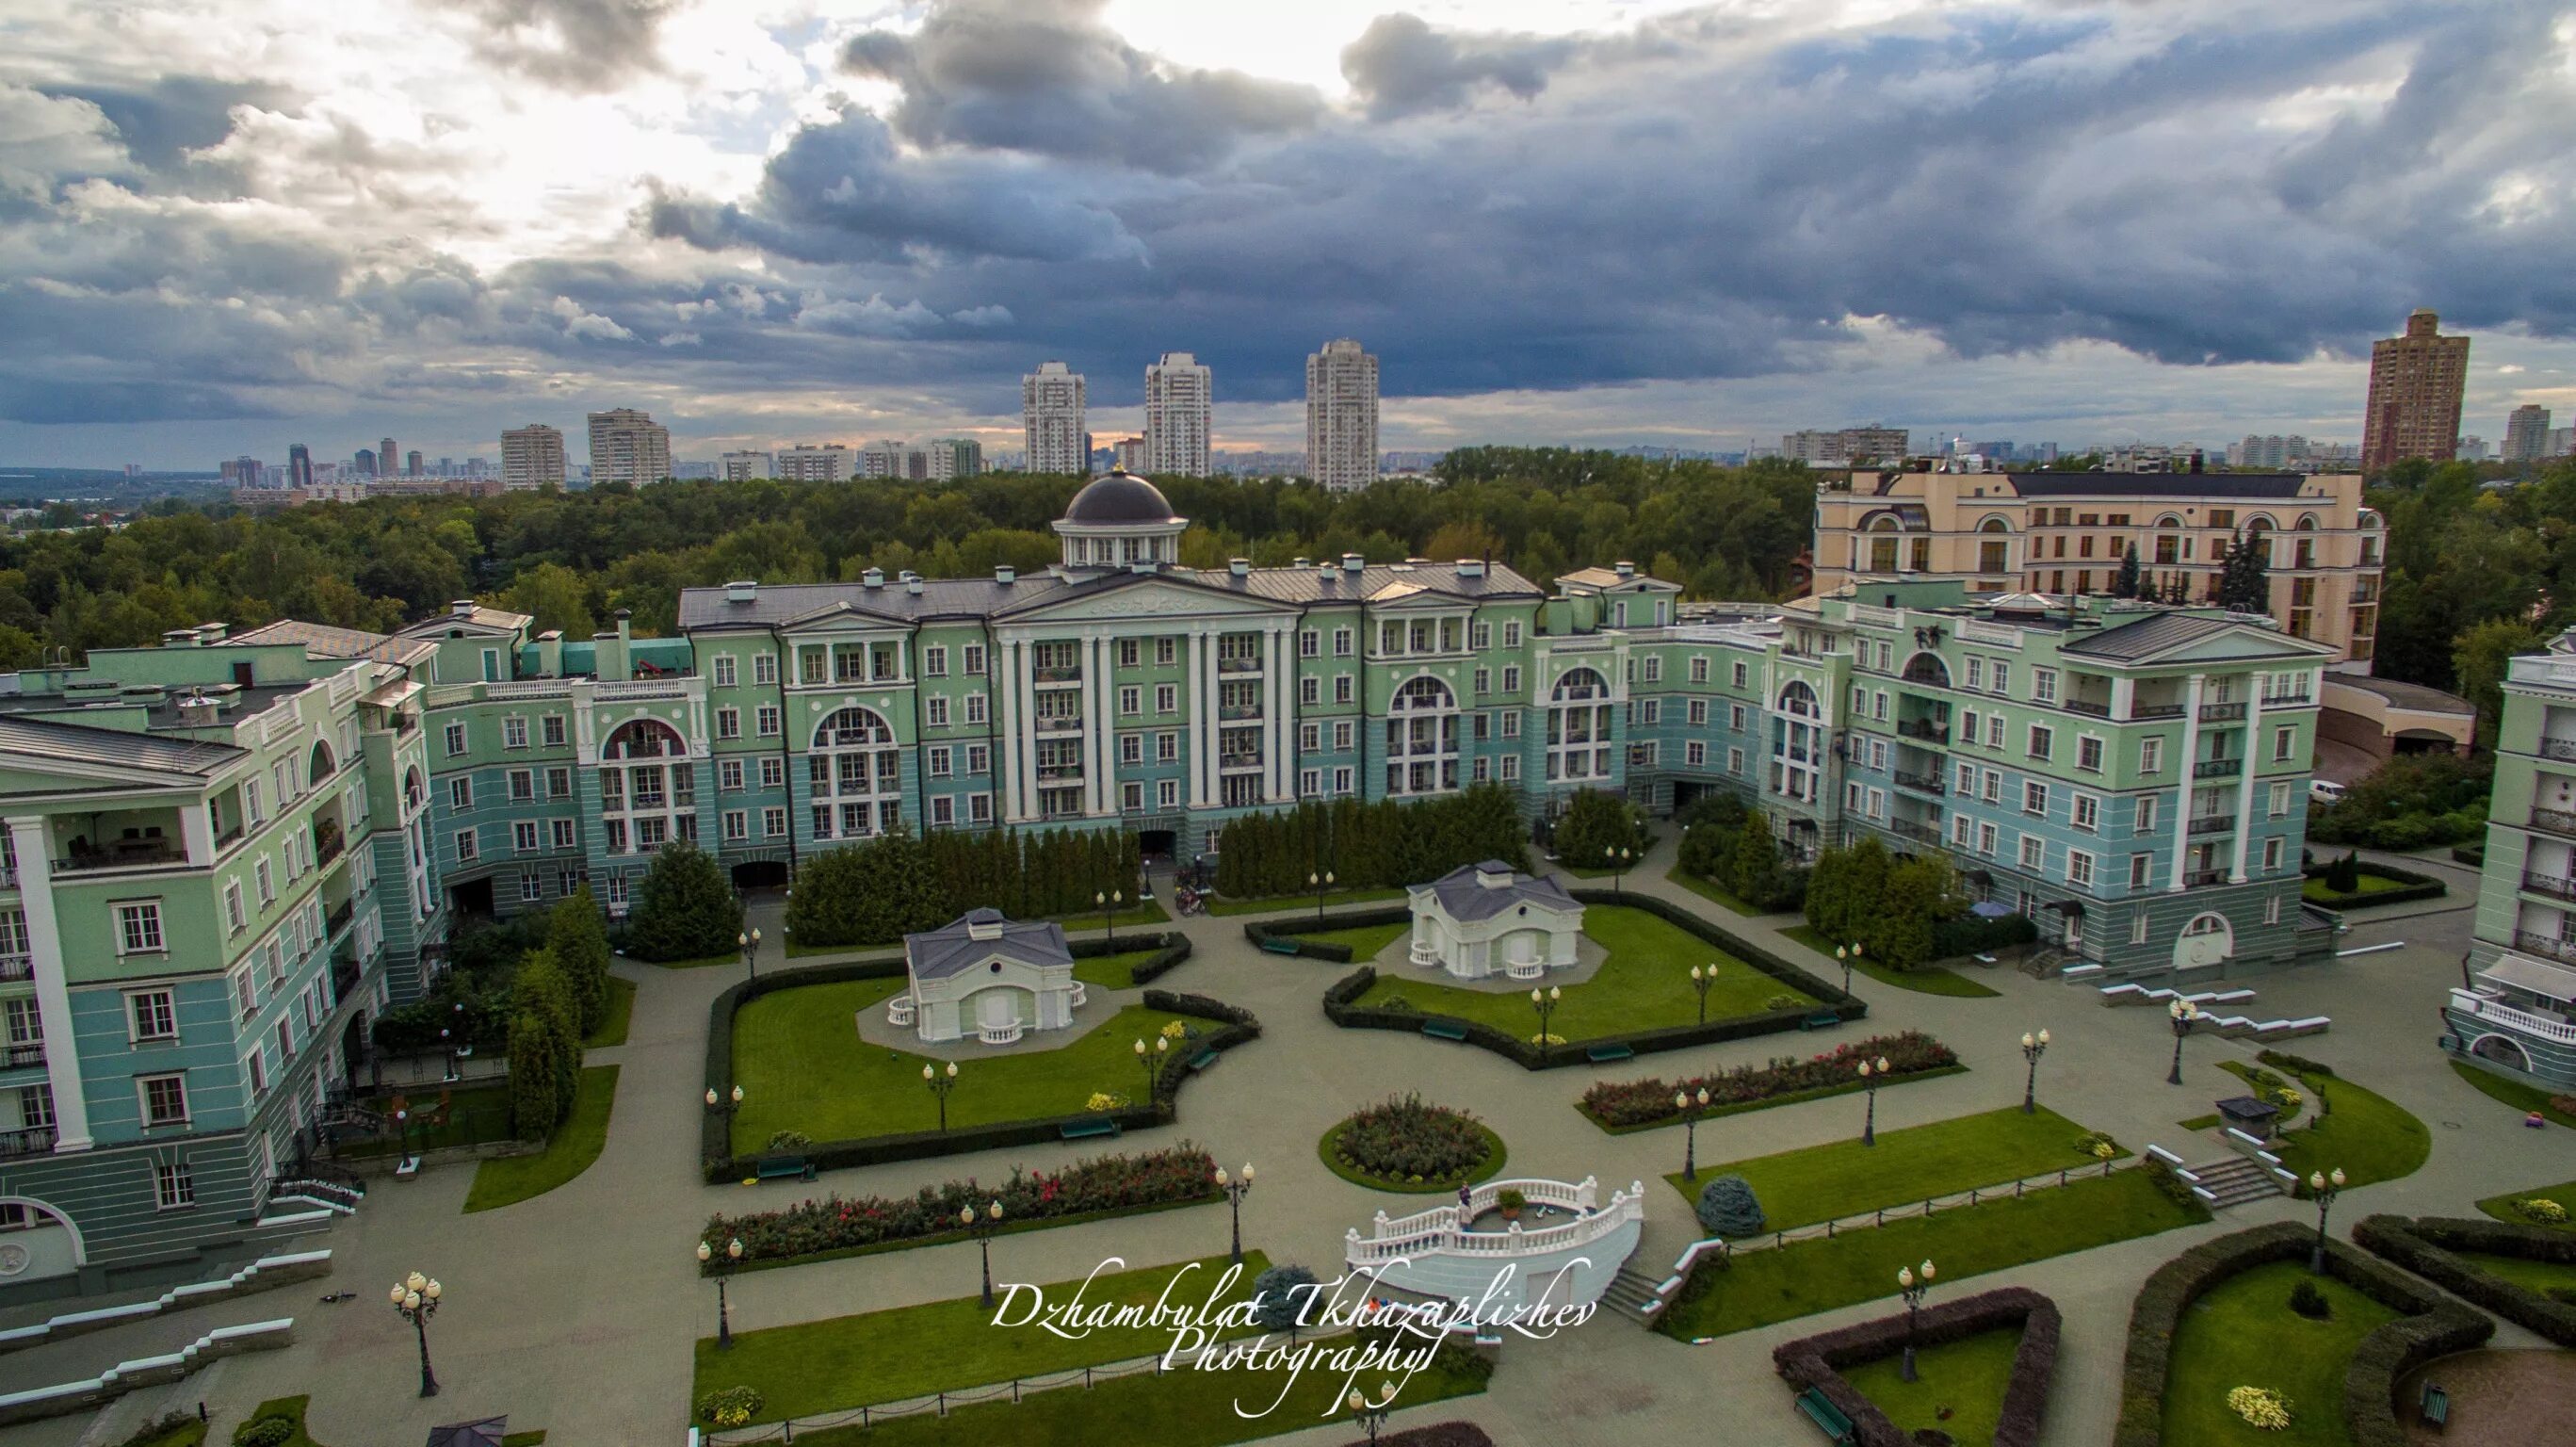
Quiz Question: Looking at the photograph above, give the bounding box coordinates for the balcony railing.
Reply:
[2523,872,2576,902]
[1035,716,1084,736]
[2542,739,2576,764]
[1032,666,1083,685]
[1892,770,1946,795]
[2193,758,2243,779]
[1037,766,1084,783]
[2184,869,2229,887]
[2451,988,2576,1044]
[1219,754,1265,772]
[2199,702,2249,723]
[2188,815,2234,836]
[315,825,345,868]
[1218,657,1263,674]
[2130,703,2187,720]
[1884,818,1945,846]
[2532,808,2576,839]
[2516,931,2576,967]
[57,841,186,872]
[1,1041,44,1070]
[1219,706,1262,722]
[326,900,355,937]
[2063,699,2111,718]
[0,956,29,984]
[332,955,361,1001]
[0,1126,56,1158]
[1896,720,1950,744]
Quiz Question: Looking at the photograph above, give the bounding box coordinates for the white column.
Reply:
[2166,673,2204,891]
[8,818,89,1151]
[1085,635,1110,817]
[1187,630,1209,807]
[996,640,1023,822]
[2111,676,2135,721]
[1017,642,1041,821]
[1265,626,1288,803]
[2230,685,2262,883]
[182,804,216,866]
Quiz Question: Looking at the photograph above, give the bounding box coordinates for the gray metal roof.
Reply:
[2324,675,2474,715]
[230,619,438,668]
[2059,613,2244,661]
[1412,861,1580,924]
[2480,954,2576,1003]
[0,714,246,779]
[2007,473,2313,499]
[905,908,1072,981]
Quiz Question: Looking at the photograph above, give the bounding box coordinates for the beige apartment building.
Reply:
[500,423,567,490]
[2360,309,2470,474]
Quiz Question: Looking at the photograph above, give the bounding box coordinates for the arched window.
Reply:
[1900,653,1951,688]
[402,765,426,813]
[1866,513,1903,573]
[815,706,893,749]
[1387,676,1460,796]
[603,719,685,761]
[1392,676,1455,712]
[1550,667,1610,702]
[307,740,336,787]
[1975,517,2012,576]
[1547,668,1614,782]
[811,706,902,840]
[1771,681,1823,805]
[600,719,695,855]
[2153,513,2184,565]
[1776,680,1821,718]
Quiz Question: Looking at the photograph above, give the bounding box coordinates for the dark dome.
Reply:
[1061,470,1179,526]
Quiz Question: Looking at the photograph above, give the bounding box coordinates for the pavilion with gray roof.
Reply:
[1405,860,1584,981]
[899,908,1079,1046]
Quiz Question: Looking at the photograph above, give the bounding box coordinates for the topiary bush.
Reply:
[2288,1279,2331,1320]
[231,1418,293,1447]
[696,1385,764,1427]
[626,839,744,962]
[1329,1095,1494,1184]
[1251,1263,1320,1332]
[1696,1173,1766,1237]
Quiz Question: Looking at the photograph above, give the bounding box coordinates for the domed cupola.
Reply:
[1053,469,1188,573]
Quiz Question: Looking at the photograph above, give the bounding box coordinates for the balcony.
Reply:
[1037,765,1084,784]
[1218,656,1263,675]
[2532,808,2576,839]
[2199,702,2248,724]
[1893,770,1946,796]
[327,899,355,938]
[1035,716,1084,737]
[1885,818,1945,847]
[2184,869,2229,887]
[2540,739,2576,764]
[2188,815,2234,836]
[0,1126,55,1159]
[315,821,346,868]
[2063,699,2111,718]
[1032,665,1083,689]
[2523,872,2576,903]
[2516,931,2576,967]
[1896,719,1950,744]
[57,839,186,872]
[332,951,361,1002]
[1220,754,1265,773]
[0,956,28,984]
[1,1041,44,1070]
[2450,988,2576,1045]
[2193,758,2242,780]
[1219,705,1262,722]
[2130,703,2187,721]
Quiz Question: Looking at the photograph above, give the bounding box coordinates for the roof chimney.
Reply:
[1614,560,1636,579]
[862,567,884,589]
[996,565,1015,585]
[161,627,197,649]
[1342,552,1364,574]
[451,598,476,618]
[906,577,924,595]
[195,622,227,643]
[1229,558,1250,577]
[1455,559,1485,578]
[725,579,757,604]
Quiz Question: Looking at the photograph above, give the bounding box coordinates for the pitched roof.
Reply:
[904,908,1072,981]
[229,619,438,668]
[0,714,245,779]
[396,604,533,638]
[2060,612,2330,663]
[1411,861,1582,924]
[2005,473,2316,499]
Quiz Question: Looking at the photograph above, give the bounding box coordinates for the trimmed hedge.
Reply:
[2353,1213,2576,1344]
[1320,890,1862,1069]
[697,937,1238,1182]
[2453,842,2486,867]
[1579,1031,1961,1130]
[1243,905,1413,962]
[2300,856,2448,910]
[1773,1287,2061,1447]
[2113,1222,2491,1447]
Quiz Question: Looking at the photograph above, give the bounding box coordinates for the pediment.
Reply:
[2146,626,2337,665]
[999,576,1298,625]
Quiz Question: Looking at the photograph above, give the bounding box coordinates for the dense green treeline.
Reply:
[0,451,1819,667]
[2368,454,2576,726]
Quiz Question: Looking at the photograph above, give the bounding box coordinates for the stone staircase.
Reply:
[2019,947,2071,980]
[1599,1265,1666,1324]
[2174,1155,2286,1211]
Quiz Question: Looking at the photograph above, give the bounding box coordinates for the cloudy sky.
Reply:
[3,0,2573,470]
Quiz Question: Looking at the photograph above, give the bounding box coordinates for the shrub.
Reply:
[1772,1286,2061,1447]
[2519,1198,2568,1224]
[2142,1158,2199,1211]
[1553,788,1649,866]
[2288,1279,2331,1320]
[505,1007,559,1141]
[2352,1214,2576,1346]
[626,839,744,962]
[1251,1264,1320,1332]
[1696,1173,1765,1237]
[231,1419,293,1447]
[1212,789,1527,899]
[1083,1091,1129,1113]
[1331,1095,1493,1183]
[764,1129,812,1153]
[1931,911,2039,960]
[2228,1386,2292,1430]
[1496,1188,1528,1211]
[1582,1032,1957,1129]
[2324,852,2360,892]
[548,886,613,1034]
[697,1386,765,1427]
[2257,1049,2337,1079]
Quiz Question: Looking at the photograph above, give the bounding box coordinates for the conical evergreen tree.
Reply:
[627,839,743,961]
[2114,543,2142,600]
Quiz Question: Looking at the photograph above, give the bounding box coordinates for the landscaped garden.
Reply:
[1347,903,1807,1040]
[1662,1106,2126,1228]
[2222,1055,2429,1190]
[2159,1260,2399,1445]
[2478,1179,2576,1228]
[1839,1326,2021,1447]
[464,1065,620,1212]
[1580,1032,1962,1132]
[1068,948,1173,990]
[586,976,635,1048]
[2299,852,2446,909]
[1778,924,2001,999]
[728,991,1198,1153]
[2449,1057,2576,1127]
[691,1253,1274,1423]
[1319,1095,1505,1192]
[1282,921,1411,961]
[1657,1168,2204,1339]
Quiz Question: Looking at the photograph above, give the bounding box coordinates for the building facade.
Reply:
[585,409,672,488]
[2360,309,2471,474]
[720,450,774,482]
[1808,468,2385,667]
[0,622,444,1303]
[1785,428,1910,465]
[2452,632,2576,1089]
[1023,363,1089,476]
[501,425,567,491]
[776,445,852,482]
[1144,353,1211,479]
[2504,406,2553,465]
[1306,338,1380,493]
[285,445,314,490]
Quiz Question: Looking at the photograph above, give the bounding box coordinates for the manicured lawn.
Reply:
[2301,872,2412,902]
[1778,924,2001,999]
[1664,1106,2124,1229]
[2178,1113,2223,1131]
[2454,1249,2576,1295]
[784,906,1171,960]
[2215,1061,2309,1129]
[122,1418,207,1447]
[2476,1178,2576,1229]
[2450,1058,2576,1128]
[1658,1167,2203,1340]
[785,1338,1487,1447]
[2247,1064,2428,1189]
[585,976,635,1048]
[694,1253,1272,1421]
[1841,1326,2021,1447]
[1665,864,1765,917]
[1291,922,1410,961]
[1207,886,1408,917]
[784,937,902,960]
[1069,949,1168,990]
[731,990,1199,1150]
[464,1065,619,1212]
[1350,904,1807,1040]
[2161,1260,2399,1446]
[237,1397,327,1447]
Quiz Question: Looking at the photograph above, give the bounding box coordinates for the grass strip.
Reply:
[464,1065,619,1212]
[1662,1105,2122,1228]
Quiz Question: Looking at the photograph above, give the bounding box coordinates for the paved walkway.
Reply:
[3,840,2570,1447]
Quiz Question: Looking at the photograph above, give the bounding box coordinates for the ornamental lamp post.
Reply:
[697,1237,744,1348]
[390,1271,443,1397]
[2309,1167,2347,1273]
[1530,985,1561,1064]
[1216,1162,1255,1265]
[1676,1087,1712,1182]
[738,927,761,984]
[1346,1381,1399,1446]
[1837,941,1863,996]
[964,1199,1004,1309]
[1310,870,1336,924]
[2020,1030,2050,1114]
[1096,889,1122,950]
[924,1060,958,1132]
[1896,1260,1936,1382]
[1859,1055,1891,1146]
[1689,964,1714,1026]
[2167,999,2200,1086]
[1134,1034,1168,1101]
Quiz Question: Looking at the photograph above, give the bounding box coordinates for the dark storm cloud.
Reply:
[840,0,1321,172]
[1338,13,1574,120]
[0,379,280,426]
[462,0,674,93]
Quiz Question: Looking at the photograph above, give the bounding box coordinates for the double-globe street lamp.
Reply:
[1215,1162,1255,1264]
[1345,1381,1400,1446]
[1097,889,1123,950]
[738,927,762,984]
[1530,985,1562,1064]
[1676,1087,1712,1182]
[2167,999,2201,1086]
[390,1271,444,1397]
[1309,870,1336,924]
[924,1060,960,1131]
[2020,1030,2051,1114]
[1857,1054,1892,1146]
[697,1237,744,1348]
[1896,1260,1936,1382]
[2309,1167,2348,1273]
[1688,964,1715,1026]
[1134,1034,1169,1104]
[963,1199,1005,1308]
[1603,845,1633,893]
[1836,941,1863,996]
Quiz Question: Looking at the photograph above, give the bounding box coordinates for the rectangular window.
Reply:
[2067,850,2095,887]
[756,706,781,737]
[1158,778,1179,809]
[154,1159,196,1211]
[118,902,165,954]
[1727,747,1744,775]
[1500,755,1520,780]
[1643,657,1661,683]
[543,715,566,746]
[2077,736,2103,772]
[923,645,948,678]
[2026,724,2053,761]
[1299,676,1320,706]
[513,821,540,853]
[2268,782,2292,818]
[1500,666,1521,693]
[2140,738,2163,773]
[1156,684,1177,714]
[1502,621,1522,647]
[455,829,478,863]
[444,723,467,756]
[552,819,575,850]
[723,810,748,842]
[1500,712,1521,739]
[2072,794,2098,832]
[502,716,528,750]
[720,758,744,791]
[1116,686,1140,716]
[717,708,741,740]
[139,1073,189,1128]
[1333,628,1353,658]
[1158,733,1179,763]
[2018,835,2045,870]
[2023,780,2049,817]
[1992,662,2010,694]
[2032,669,2056,704]
[506,768,532,802]
[760,757,785,789]
[1967,658,1985,691]
[2263,837,2285,870]
[713,655,737,687]
[964,693,988,725]
[924,746,951,779]
[128,989,177,1044]
[2135,796,2159,833]
[2130,854,2152,888]
[224,881,246,935]
[763,806,786,837]
[449,777,473,812]
[2273,725,2295,762]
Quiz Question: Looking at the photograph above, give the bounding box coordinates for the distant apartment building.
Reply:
[1144,352,1212,478]
[2504,406,2553,465]
[2459,437,2491,463]
[404,451,423,478]
[2228,436,2314,470]
[1022,362,1089,476]
[921,439,983,480]
[586,410,672,488]
[1111,437,1148,473]
[219,457,265,488]
[379,438,397,478]
[1783,427,1910,465]
[775,445,852,482]
[720,450,774,481]
[286,445,314,489]
[500,424,568,491]
[2360,309,2471,473]
[854,441,904,480]
[1305,338,1380,492]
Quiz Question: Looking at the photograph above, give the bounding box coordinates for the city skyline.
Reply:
[4,0,2574,469]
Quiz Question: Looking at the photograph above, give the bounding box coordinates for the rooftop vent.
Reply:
[1292,557,1310,569]
[906,577,924,595]
[1456,560,1486,578]
[1342,553,1364,573]
[1229,558,1250,577]
[451,598,476,618]
[1615,561,1636,579]
[195,622,227,643]
[862,568,884,589]
[724,579,757,604]
[996,565,1016,585]
[177,694,220,726]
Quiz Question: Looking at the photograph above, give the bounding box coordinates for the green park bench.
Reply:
[754,1155,814,1182]
[1420,1019,1469,1042]
[1792,1387,1856,1445]
[1061,1116,1122,1142]
[1585,1044,1635,1064]
[1189,1048,1220,1071]
[1258,936,1304,956]
[1799,1010,1843,1032]
[2421,1382,2448,1432]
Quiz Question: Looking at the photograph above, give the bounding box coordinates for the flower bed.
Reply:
[703,1144,1221,1269]
[1772,1287,2061,1447]
[1580,1032,1961,1131]
[1321,1095,1503,1190]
